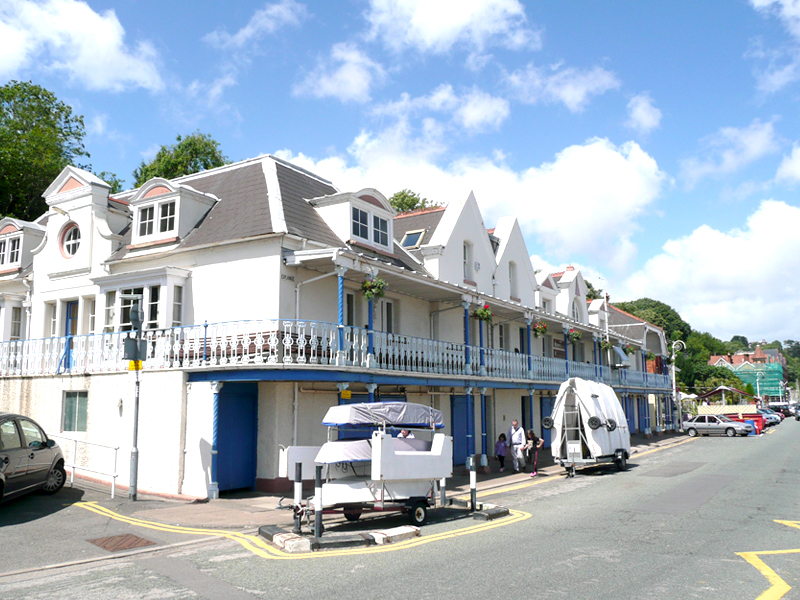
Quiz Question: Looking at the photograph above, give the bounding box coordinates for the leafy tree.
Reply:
[585,280,603,300]
[94,171,124,194]
[0,80,90,220]
[744,383,756,396]
[132,131,229,187]
[612,298,692,343]
[731,335,749,348]
[389,189,436,213]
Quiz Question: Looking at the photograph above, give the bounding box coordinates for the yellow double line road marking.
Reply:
[77,501,530,560]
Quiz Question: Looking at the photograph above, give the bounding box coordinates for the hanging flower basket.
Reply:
[567,328,582,344]
[361,277,387,301]
[474,304,493,322]
[532,321,547,337]
[599,339,612,351]
[645,351,655,361]
[622,344,636,355]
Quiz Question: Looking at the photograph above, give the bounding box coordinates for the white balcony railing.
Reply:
[0,319,671,390]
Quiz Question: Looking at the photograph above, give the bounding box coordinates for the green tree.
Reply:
[132,131,229,187]
[389,189,435,213]
[613,298,692,343]
[0,80,90,221]
[744,383,756,396]
[94,171,124,194]
[585,280,603,300]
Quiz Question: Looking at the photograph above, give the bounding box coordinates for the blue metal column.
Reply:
[335,266,347,365]
[209,381,223,499]
[366,383,377,403]
[368,297,374,356]
[480,387,487,455]
[465,386,474,454]
[463,301,472,375]
[563,328,570,376]
[525,318,533,378]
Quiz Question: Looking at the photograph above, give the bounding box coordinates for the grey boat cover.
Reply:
[315,436,434,464]
[321,402,444,428]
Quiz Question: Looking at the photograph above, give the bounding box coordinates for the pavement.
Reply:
[80,430,688,532]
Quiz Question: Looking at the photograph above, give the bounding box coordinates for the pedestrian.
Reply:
[494,433,507,472]
[523,429,544,477]
[398,429,414,438]
[507,419,526,473]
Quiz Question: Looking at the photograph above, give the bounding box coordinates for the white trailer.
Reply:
[542,377,631,477]
[279,402,453,526]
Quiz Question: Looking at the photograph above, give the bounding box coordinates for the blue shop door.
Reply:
[637,396,648,433]
[451,395,474,466]
[540,395,555,448]
[217,382,258,492]
[60,301,78,372]
[624,396,636,433]
[337,392,372,440]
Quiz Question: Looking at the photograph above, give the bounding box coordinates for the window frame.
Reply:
[139,206,154,237]
[400,229,424,249]
[10,306,21,341]
[7,236,21,263]
[61,391,88,433]
[352,207,369,240]
[373,215,389,247]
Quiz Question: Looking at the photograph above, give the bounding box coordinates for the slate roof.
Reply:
[275,162,342,247]
[393,206,446,247]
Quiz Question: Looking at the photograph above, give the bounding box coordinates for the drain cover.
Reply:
[88,533,156,552]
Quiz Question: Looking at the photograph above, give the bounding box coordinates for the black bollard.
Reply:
[314,465,323,537]
[469,454,477,512]
[293,462,302,534]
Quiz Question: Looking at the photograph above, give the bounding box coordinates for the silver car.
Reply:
[682,414,753,437]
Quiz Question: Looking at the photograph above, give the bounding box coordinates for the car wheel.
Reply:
[687,428,697,437]
[725,427,736,438]
[42,462,66,495]
[409,501,427,526]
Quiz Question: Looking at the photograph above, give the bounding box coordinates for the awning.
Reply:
[612,346,631,368]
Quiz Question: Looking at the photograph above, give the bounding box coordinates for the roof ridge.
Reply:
[394,205,447,219]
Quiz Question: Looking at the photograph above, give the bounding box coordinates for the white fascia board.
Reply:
[262,158,287,233]
[91,266,191,287]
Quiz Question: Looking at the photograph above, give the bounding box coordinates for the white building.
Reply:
[0,155,672,499]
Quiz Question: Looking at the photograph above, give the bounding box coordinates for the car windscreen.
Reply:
[717,415,733,422]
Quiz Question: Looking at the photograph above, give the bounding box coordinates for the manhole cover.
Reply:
[88,533,156,552]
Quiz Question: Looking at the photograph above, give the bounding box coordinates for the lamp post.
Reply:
[756,371,765,404]
[671,340,686,432]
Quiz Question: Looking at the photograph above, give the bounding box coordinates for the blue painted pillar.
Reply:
[465,387,474,455]
[209,381,222,499]
[368,297,374,356]
[366,383,377,403]
[479,319,486,376]
[525,318,533,378]
[563,328,570,376]
[480,387,487,455]
[462,301,471,375]
[529,389,535,432]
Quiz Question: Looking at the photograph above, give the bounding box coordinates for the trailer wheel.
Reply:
[587,416,602,430]
[615,453,627,471]
[409,501,428,526]
[344,510,362,522]
[542,417,554,430]
[606,419,617,432]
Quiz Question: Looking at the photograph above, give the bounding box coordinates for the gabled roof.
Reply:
[393,205,446,248]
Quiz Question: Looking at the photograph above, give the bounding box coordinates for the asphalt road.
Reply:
[2,422,800,600]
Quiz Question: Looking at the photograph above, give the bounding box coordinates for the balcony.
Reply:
[0,319,671,390]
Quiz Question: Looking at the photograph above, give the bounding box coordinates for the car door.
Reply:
[0,417,31,495]
[707,415,723,435]
[18,418,53,486]
[693,415,709,434]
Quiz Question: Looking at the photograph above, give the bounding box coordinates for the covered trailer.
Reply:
[542,378,631,477]
[279,402,453,526]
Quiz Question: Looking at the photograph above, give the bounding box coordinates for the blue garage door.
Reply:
[623,395,636,433]
[217,382,258,492]
[540,395,555,448]
[451,395,474,466]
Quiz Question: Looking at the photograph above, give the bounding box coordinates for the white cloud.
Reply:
[203,0,307,50]
[372,84,509,133]
[620,199,800,341]
[293,43,385,103]
[277,129,666,271]
[505,62,620,112]
[775,143,800,183]
[364,0,541,60]
[749,1,800,93]
[625,93,662,135]
[679,119,780,189]
[0,0,163,92]
[752,0,800,38]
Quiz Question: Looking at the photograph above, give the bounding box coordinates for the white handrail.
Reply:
[50,435,119,498]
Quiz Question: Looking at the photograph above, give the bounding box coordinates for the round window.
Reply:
[62,224,81,257]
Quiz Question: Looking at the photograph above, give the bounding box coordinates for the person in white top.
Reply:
[507,419,526,473]
[399,429,415,438]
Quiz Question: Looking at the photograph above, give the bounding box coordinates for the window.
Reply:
[0,419,21,449]
[104,291,116,333]
[381,299,394,334]
[542,300,551,314]
[147,285,160,329]
[10,307,21,341]
[519,327,527,354]
[19,418,45,446]
[88,299,96,333]
[463,242,473,280]
[401,230,424,249]
[499,323,506,350]
[9,238,19,262]
[172,285,183,328]
[139,206,154,236]
[0,240,6,265]
[159,201,176,233]
[62,227,79,257]
[509,261,518,298]
[373,215,388,246]
[62,391,88,432]
[571,300,581,322]
[352,207,368,239]
[346,293,355,327]
[47,302,57,337]
[120,287,144,331]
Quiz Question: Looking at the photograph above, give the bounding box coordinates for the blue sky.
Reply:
[3,0,800,343]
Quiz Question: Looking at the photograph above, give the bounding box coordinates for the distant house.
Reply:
[709,346,787,400]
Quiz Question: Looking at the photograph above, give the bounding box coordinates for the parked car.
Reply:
[768,403,792,417]
[794,405,800,421]
[682,414,753,437]
[762,407,785,422]
[757,409,781,426]
[0,413,65,503]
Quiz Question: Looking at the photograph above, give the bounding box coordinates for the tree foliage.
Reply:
[389,189,436,213]
[585,280,603,300]
[94,171,124,194]
[612,297,692,342]
[0,80,90,221]
[132,131,229,187]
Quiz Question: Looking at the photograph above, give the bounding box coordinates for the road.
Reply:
[2,422,800,600]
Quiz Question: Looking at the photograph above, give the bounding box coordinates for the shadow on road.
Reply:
[0,486,85,526]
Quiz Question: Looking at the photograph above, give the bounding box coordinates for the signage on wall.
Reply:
[341,389,352,400]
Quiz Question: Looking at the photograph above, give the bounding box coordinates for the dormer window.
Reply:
[373,215,388,246]
[352,207,368,240]
[139,207,154,236]
[351,204,391,249]
[160,201,176,233]
[137,199,177,241]
[401,229,424,249]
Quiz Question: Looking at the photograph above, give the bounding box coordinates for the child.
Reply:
[494,433,508,472]
[524,429,544,477]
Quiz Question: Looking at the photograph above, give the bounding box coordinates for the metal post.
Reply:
[469,454,477,512]
[314,465,323,537]
[462,302,471,374]
[480,388,487,456]
[203,320,208,364]
[525,318,533,378]
[465,387,473,455]
[479,319,486,376]
[293,462,303,534]
[368,298,374,356]
[129,367,140,501]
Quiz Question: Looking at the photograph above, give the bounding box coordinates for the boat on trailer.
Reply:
[542,377,631,477]
[279,401,453,526]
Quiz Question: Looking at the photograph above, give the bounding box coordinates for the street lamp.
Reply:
[756,371,765,404]
[671,340,686,432]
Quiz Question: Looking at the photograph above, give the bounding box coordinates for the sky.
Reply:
[2,0,800,343]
